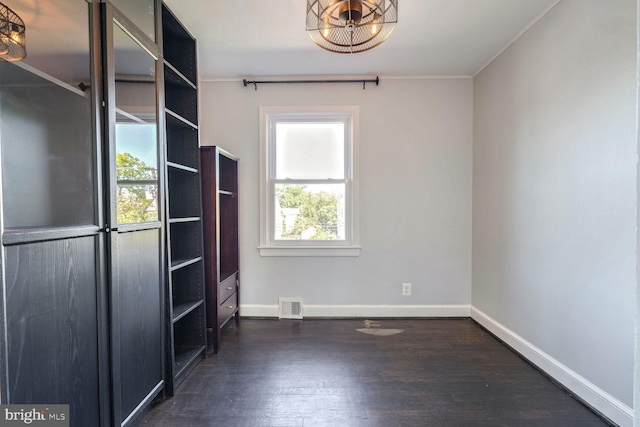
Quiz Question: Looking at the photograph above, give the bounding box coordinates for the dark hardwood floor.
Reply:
[140,319,611,427]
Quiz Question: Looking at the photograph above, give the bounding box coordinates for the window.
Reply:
[259,106,360,256]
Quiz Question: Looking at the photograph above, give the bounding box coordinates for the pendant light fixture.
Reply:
[306,0,398,54]
[0,1,26,62]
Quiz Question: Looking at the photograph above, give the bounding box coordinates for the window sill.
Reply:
[258,246,361,257]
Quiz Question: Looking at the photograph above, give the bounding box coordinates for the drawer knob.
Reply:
[228,305,234,309]
[227,286,233,290]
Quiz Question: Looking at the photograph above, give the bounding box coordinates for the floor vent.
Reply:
[279,298,303,319]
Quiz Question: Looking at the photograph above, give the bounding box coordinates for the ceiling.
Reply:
[163,0,559,80]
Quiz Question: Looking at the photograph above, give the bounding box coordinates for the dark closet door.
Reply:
[105,5,165,426]
[0,1,109,426]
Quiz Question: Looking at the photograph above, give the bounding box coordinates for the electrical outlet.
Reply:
[402,283,412,296]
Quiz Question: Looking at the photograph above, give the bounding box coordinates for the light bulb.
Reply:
[9,24,21,44]
[371,13,381,35]
[322,16,329,37]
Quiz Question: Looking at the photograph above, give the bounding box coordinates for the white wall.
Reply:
[635,2,640,425]
[199,78,473,316]
[472,0,636,423]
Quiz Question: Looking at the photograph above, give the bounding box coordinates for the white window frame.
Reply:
[259,105,360,257]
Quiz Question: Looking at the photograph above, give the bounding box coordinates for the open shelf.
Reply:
[164,60,196,90]
[166,113,199,169]
[169,217,200,224]
[168,168,202,219]
[163,1,205,395]
[8,61,89,98]
[174,345,205,381]
[220,271,238,283]
[170,257,202,272]
[166,108,197,129]
[172,300,204,323]
[170,221,202,263]
[161,5,197,85]
[164,65,197,125]
[167,161,198,173]
[171,259,204,318]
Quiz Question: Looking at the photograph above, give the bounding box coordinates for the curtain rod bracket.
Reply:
[242,76,380,91]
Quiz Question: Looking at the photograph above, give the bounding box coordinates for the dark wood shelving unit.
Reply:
[162,2,206,394]
[201,147,240,353]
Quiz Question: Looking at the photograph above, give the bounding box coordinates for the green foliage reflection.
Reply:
[116,152,158,224]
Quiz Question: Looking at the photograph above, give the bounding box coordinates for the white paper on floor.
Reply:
[357,320,404,336]
[356,328,404,336]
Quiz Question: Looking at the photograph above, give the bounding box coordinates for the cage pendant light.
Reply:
[306,0,398,54]
[0,1,26,62]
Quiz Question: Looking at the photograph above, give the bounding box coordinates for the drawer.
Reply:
[218,272,237,303]
[218,292,237,327]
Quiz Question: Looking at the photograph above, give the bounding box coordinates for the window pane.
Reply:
[113,23,158,224]
[275,122,344,179]
[275,183,345,241]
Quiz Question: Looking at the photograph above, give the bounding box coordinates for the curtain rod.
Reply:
[242,76,379,91]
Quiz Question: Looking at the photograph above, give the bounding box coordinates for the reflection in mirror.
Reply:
[0,0,94,229]
[5,0,91,88]
[113,22,158,225]
[110,0,155,42]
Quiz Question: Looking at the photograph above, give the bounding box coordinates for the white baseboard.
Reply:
[240,304,279,317]
[470,306,633,427]
[240,304,470,319]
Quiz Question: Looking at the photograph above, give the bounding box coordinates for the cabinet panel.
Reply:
[0,2,105,426]
[4,237,101,427]
[108,11,165,424]
[114,229,163,421]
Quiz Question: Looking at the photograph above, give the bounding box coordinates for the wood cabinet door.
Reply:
[105,6,165,426]
[0,2,108,426]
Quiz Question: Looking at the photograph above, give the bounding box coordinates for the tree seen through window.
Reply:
[276,184,339,240]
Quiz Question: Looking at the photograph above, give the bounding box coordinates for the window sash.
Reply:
[270,117,350,181]
[259,106,360,256]
[271,179,351,244]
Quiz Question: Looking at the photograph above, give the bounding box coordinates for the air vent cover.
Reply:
[279,298,303,319]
